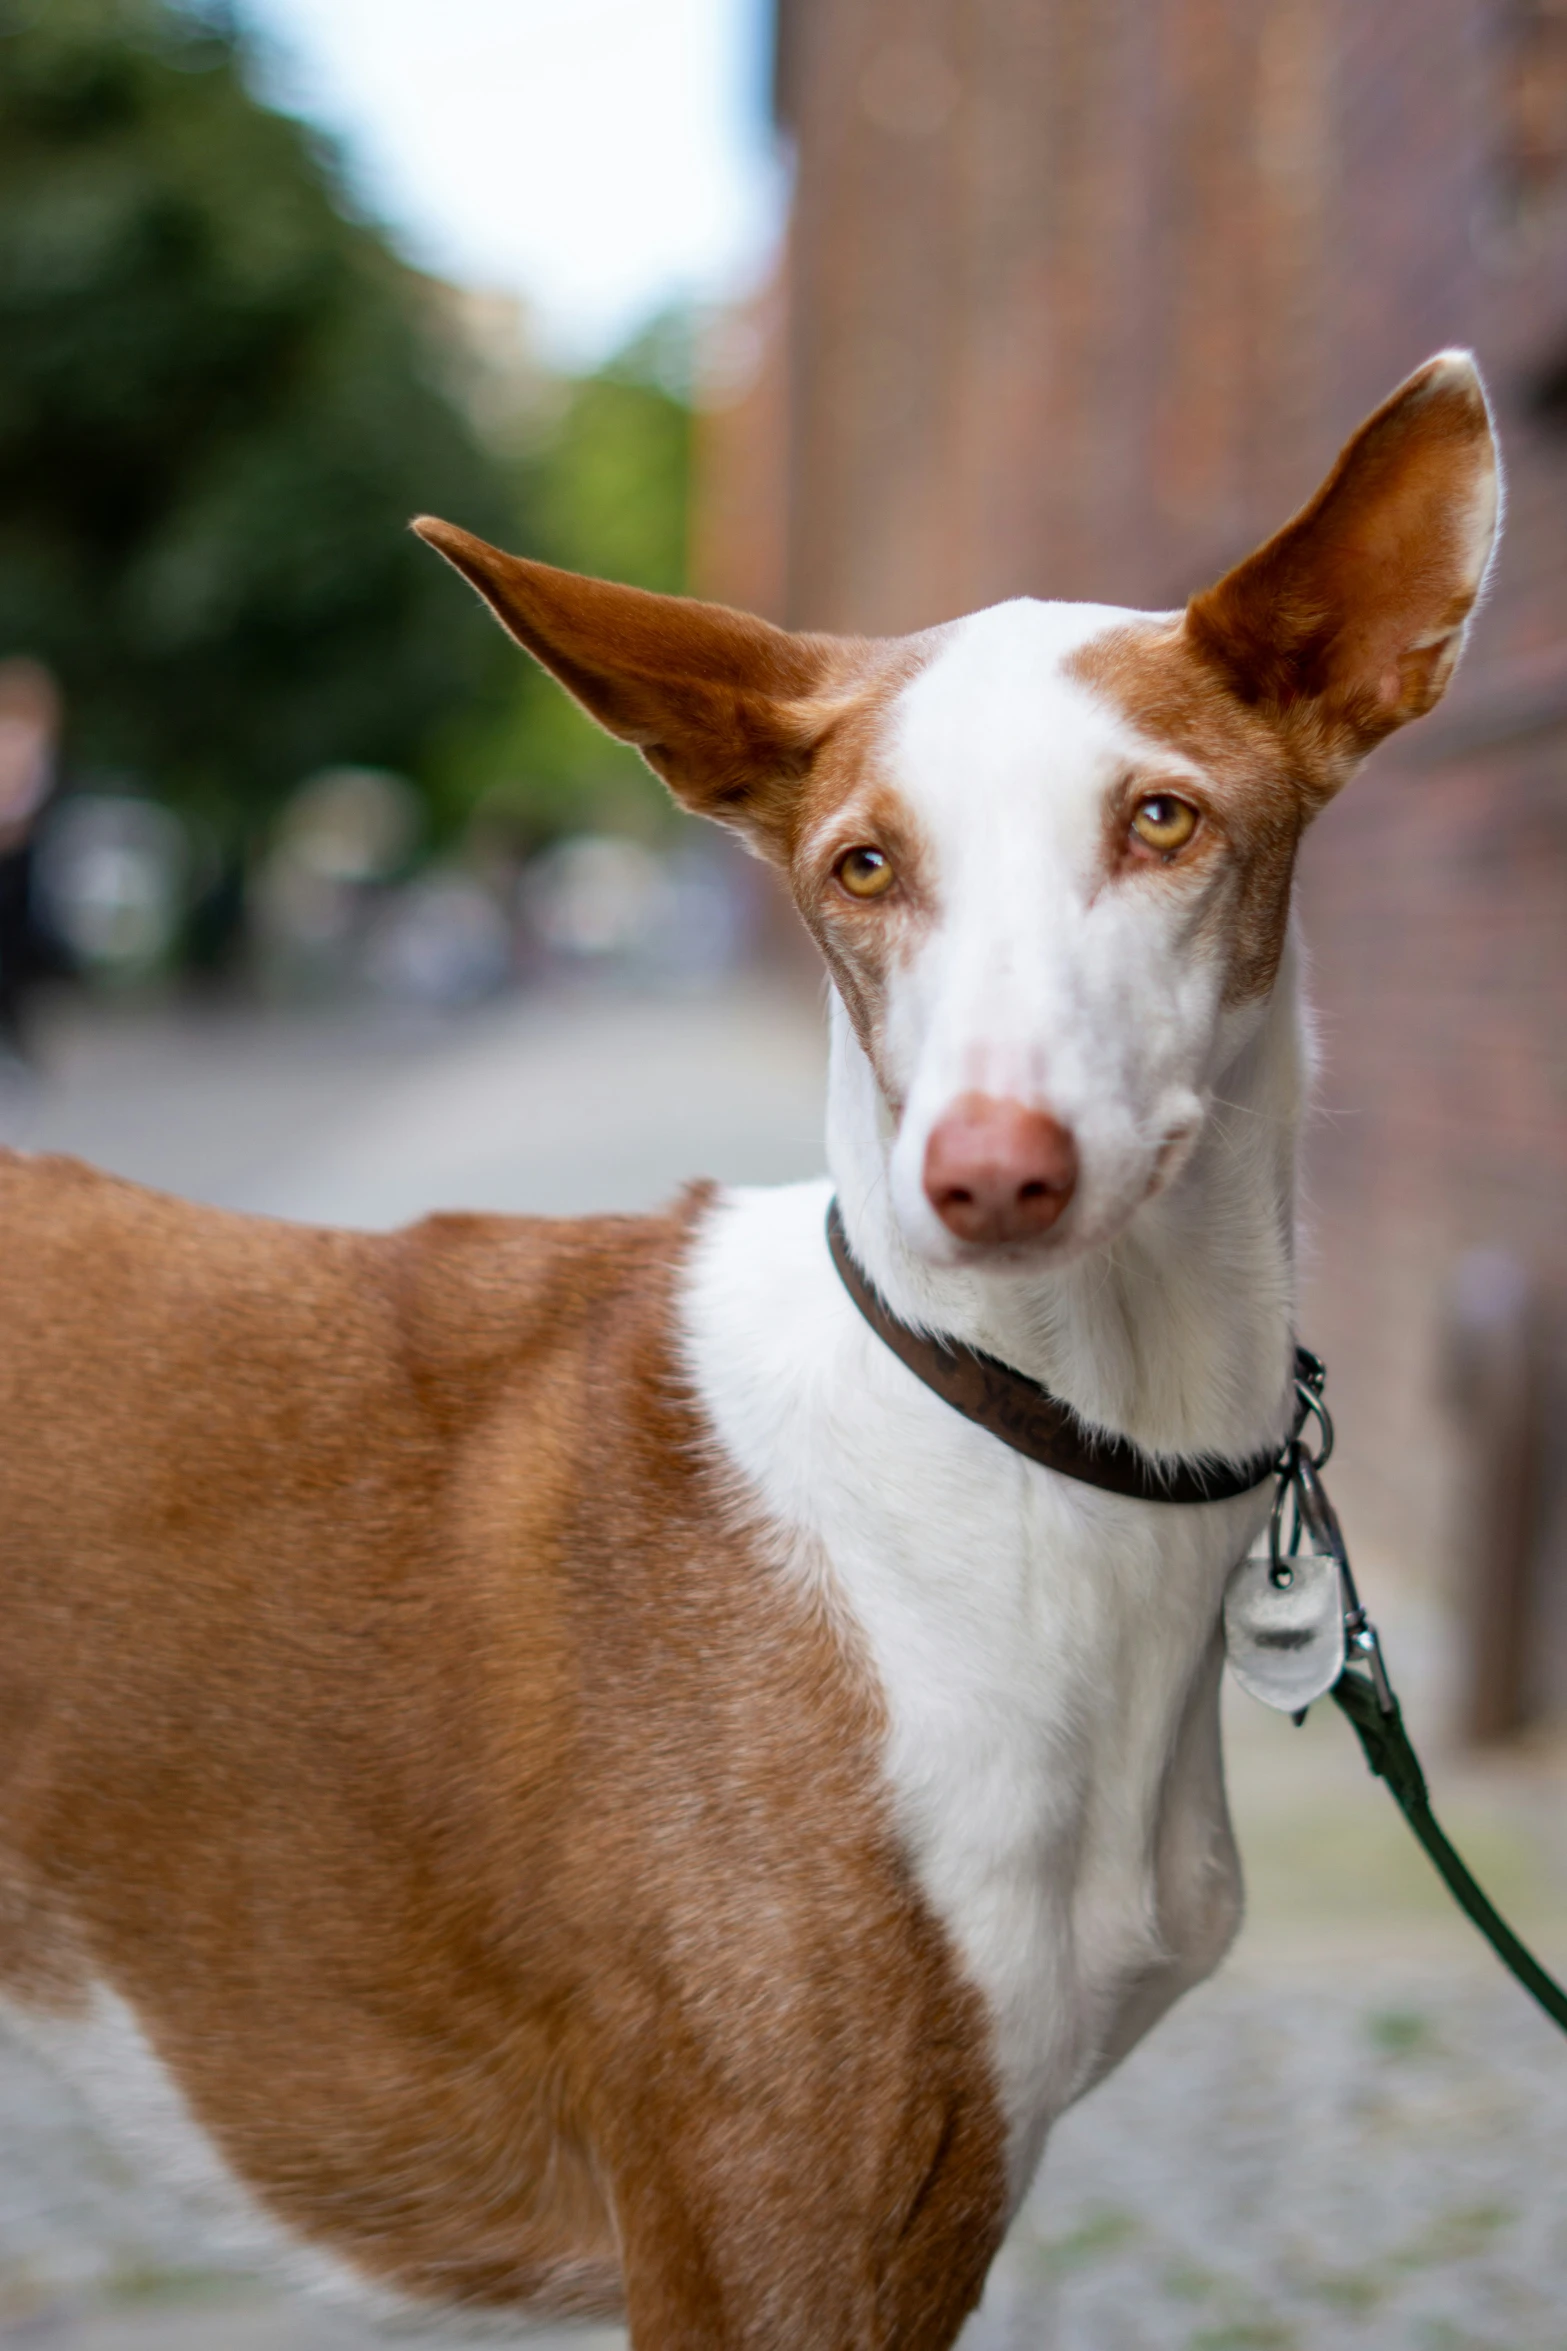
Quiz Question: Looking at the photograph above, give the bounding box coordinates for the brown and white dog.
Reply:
[0,354,1498,2347]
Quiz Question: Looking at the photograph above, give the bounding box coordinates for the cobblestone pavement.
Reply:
[2,980,1564,2349]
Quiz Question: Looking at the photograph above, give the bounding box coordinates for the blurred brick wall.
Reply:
[692,278,792,626]
[705,0,1567,1664]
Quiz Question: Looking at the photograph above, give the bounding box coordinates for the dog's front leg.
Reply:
[611,2079,1002,2351]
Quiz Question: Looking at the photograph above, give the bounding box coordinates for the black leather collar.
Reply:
[826,1198,1292,1505]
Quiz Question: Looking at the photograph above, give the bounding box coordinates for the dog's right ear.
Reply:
[413,519,860,859]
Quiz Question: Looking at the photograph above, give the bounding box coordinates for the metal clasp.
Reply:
[1269,1360,1396,1716]
[1291,1346,1334,1469]
[1266,1439,1345,1591]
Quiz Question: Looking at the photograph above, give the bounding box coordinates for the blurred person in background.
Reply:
[0,656,59,1063]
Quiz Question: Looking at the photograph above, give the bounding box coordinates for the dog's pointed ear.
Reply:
[1184,351,1500,801]
[413,519,862,859]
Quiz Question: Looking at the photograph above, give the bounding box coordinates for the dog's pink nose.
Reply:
[923,1093,1078,1244]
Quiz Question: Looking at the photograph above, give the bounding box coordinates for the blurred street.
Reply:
[1,979,1564,2350]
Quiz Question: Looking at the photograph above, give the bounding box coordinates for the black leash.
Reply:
[827,1199,1567,2037]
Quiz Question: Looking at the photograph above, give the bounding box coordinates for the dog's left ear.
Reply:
[413,519,865,860]
[1185,351,1500,802]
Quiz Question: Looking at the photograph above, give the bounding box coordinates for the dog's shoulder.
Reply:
[369,1178,718,1418]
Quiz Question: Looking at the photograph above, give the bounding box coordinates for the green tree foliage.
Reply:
[444,316,695,846]
[527,315,693,596]
[0,0,512,846]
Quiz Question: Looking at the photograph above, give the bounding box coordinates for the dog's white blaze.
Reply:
[875,601,1228,1269]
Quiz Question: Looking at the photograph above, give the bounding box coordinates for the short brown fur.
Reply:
[1070,616,1310,1003]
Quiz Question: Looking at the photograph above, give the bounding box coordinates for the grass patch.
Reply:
[1033,2205,1141,2273]
[1303,2264,1385,2314]
[1393,2202,1514,2270]
[1163,2258,1223,2303]
[1365,2007,1437,2058]
[106,2258,248,2306]
[1188,2320,1297,2351]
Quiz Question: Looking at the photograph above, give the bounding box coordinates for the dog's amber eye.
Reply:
[1130,795,1199,855]
[835,846,895,900]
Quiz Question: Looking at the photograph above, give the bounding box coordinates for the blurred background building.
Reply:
[703,0,1567,1735]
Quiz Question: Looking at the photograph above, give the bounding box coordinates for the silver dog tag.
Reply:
[1224,1545,1346,1712]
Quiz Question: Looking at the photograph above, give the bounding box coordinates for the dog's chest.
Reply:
[684,1182,1255,2193]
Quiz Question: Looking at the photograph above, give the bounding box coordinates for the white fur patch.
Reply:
[868,600,1228,1273]
[683,1177,1270,2201]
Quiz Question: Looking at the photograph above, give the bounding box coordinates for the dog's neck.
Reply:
[825,936,1308,1466]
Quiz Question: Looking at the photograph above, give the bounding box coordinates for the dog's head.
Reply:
[417,352,1498,1272]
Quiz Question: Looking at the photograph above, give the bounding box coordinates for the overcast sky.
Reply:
[243,0,784,364]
